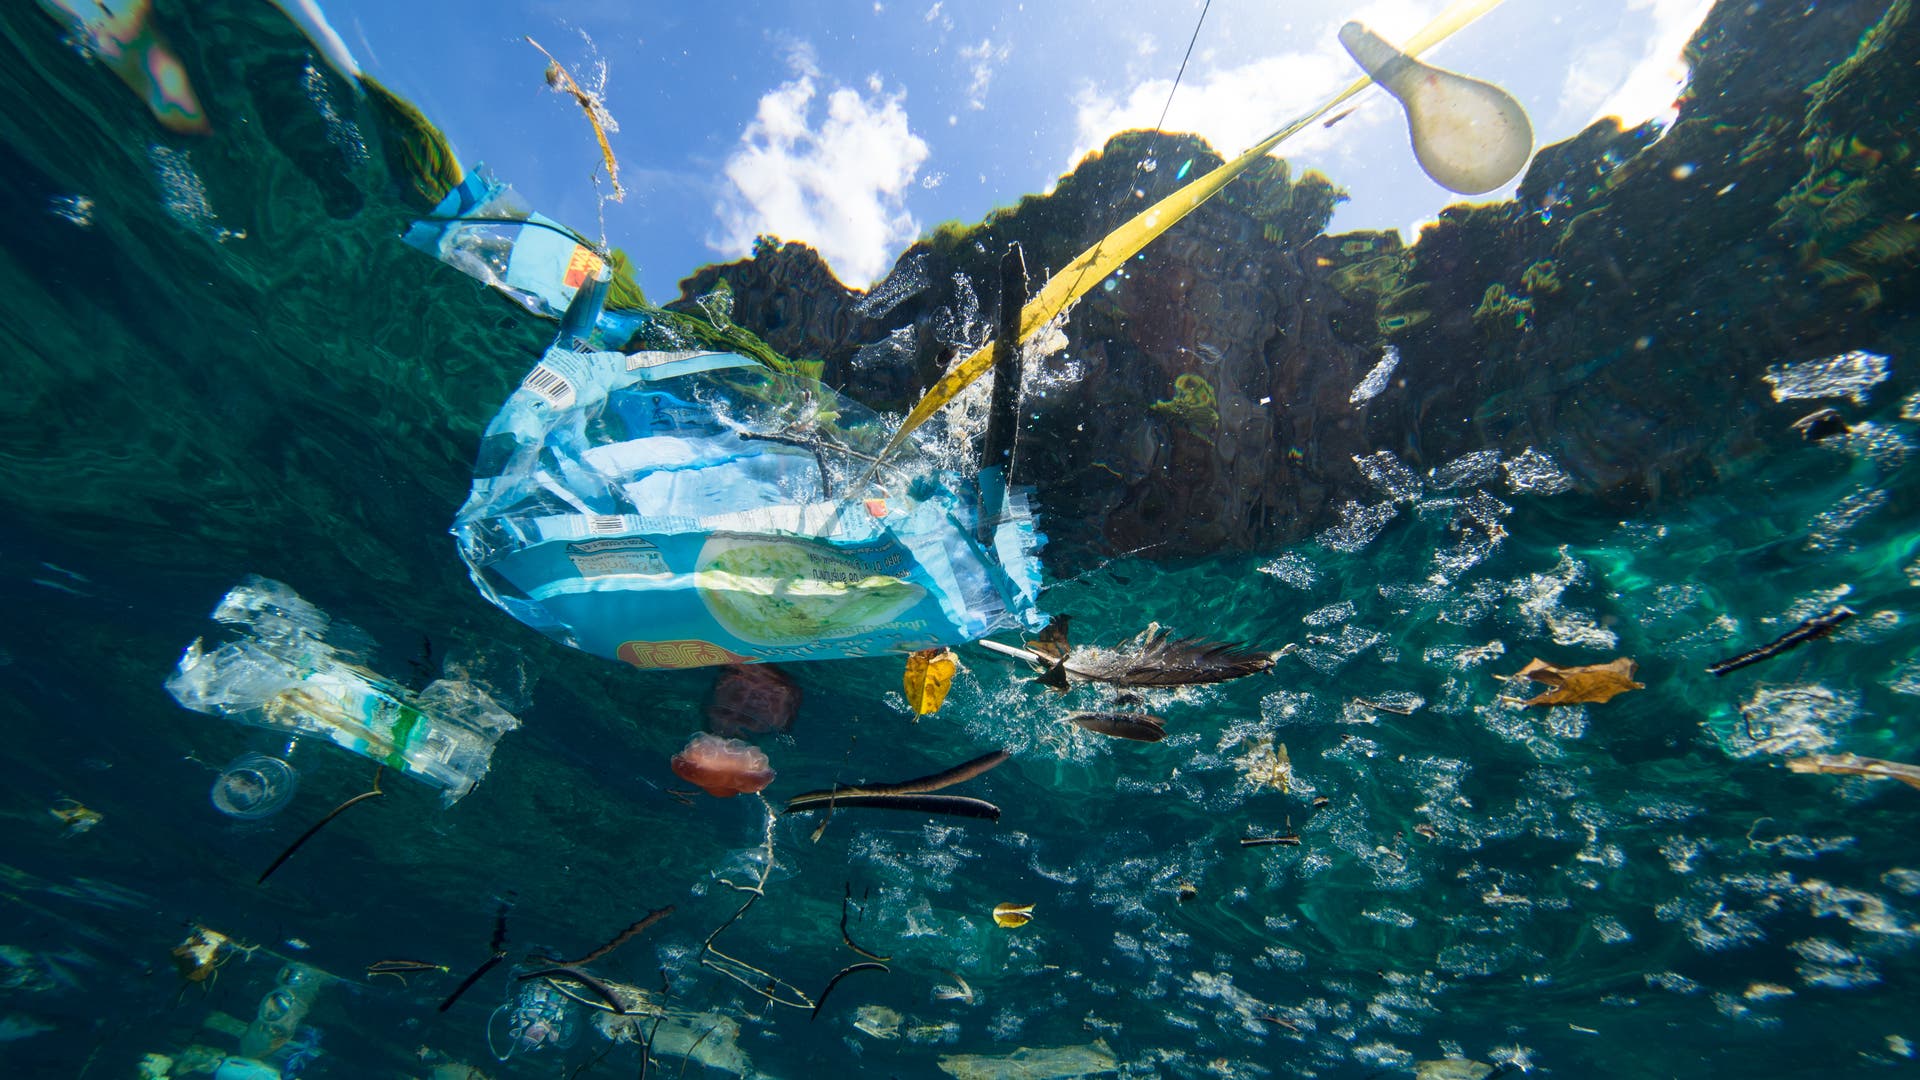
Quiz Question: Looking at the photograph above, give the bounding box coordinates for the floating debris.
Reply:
[840,883,891,962]
[992,903,1036,928]
[1233,737,1292,792]
[904,648,959,716]
[48,800,102,836]
[851,1003,903,1039]
[366,959,449,985]
[259,768,386,884]
[937,1038,1118,1080]
[1792,407,1852,441]
[986,622,1281,690]
[1498,657,1644,708]
[786,750,1009,821]
[1786,753,1920,791]
[1707,606,1853,676]
[1064,711,1167,742]
[1351,346,1400,403]
[1240,832,1301,848]
[535,907,675,968]
[1764,349,1890,405]
[171,926,242,984]
[525,37,624,201]
[439,898,513,1013]
[811,962,888,1020]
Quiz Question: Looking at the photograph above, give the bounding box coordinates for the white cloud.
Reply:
[1070,48,1355,171]
[1066,1,1442,174]
[1576,0,1714,129]
[715,57,930,287]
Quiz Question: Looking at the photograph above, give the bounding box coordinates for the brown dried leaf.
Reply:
[1502,656,1643,708]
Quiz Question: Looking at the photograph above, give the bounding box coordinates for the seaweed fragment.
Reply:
[699,796,817,1011]
[438,897,514,1013]
[535,907,674,968]
[1707,607,1854,676]
[258,767,385,884]
[840,882,891,962]
[785,793,1002,820]
[786,750,1009,820]
[811,962,889,1020]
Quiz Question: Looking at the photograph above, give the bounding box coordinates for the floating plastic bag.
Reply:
[166,577,519,804]
[451,346,1044,668]
[408,167,1045,668]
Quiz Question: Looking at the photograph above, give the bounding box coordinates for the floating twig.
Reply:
[785,793,1001,820]
[536,907,675,968]
[840,882,891,962]
[1707,606,1853,677]
[679,1024,717,1080]
[811,962,889,1020]
[519,967,626,1014]
[258,767,385,884]
[785,750,1009,819]
[1239,833,1301,848]
[365,959,448,985]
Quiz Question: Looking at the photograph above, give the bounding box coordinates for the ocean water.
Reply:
[2,2,1918,1079]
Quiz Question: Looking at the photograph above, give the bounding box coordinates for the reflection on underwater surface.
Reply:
[1,0,1919,1077]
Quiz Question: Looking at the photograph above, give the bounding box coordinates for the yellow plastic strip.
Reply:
[870,0,1510,468]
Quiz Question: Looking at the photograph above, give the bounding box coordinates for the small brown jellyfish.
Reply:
[705,664,800,738]
[671,733,775,798]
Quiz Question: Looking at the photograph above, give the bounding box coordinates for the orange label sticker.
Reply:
[564,246,605,289]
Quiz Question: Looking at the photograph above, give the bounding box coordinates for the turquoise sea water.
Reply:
[2,2,1918,1078]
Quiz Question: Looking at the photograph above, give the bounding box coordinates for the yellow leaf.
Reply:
[992,903,1035,928]
[904,647,958,716]
[1501,657,1644,708]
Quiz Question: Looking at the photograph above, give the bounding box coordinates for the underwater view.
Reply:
[3,0,1919,1077]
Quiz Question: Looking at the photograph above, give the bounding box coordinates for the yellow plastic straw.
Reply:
[868,0,1511,471]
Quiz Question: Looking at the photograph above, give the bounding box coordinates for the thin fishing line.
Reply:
[1152,0,1212,136]
[1053,0,1212,331]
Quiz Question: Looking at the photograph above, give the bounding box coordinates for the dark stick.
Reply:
[1707,606,1853,677]
[783,793,1001,820]
[810,962,889,1020]
[840,883,891,962]
[519,968,626,1014]
[785,749,1010,812]
[258,768,385,884]
[678,1024,717,1080]
[437,955,502,1013]
[638,1015,664,1080]
[538,907,675,968]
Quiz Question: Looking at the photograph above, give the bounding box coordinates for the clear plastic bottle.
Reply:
[167,578,519,805]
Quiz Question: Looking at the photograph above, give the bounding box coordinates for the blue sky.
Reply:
[318,0,1712,302]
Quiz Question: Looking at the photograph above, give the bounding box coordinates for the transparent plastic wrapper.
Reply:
[166,577,519,804]
[401,167,642,345]
[452,346,1045,668]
